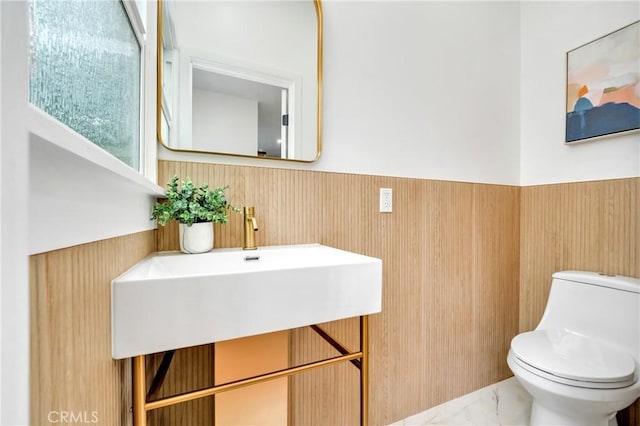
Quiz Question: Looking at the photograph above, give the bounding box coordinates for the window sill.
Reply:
[28,105,165,254]
[29,105,164,196]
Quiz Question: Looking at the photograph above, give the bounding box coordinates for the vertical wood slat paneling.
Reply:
[157,161,521,425]
[472,185,521,387]
[146,346,215,426]
[520,177,639,426]
[30,230,156,426]
[434,181,476,401]
[519,178,639,331]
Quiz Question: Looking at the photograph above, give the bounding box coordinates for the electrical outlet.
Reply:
[380,188,392,213]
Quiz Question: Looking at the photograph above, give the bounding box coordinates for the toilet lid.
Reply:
[511,329,636,385]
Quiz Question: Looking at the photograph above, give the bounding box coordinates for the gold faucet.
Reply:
[242,206,259,250]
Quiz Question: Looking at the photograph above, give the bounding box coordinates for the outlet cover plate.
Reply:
[380,188,392,213]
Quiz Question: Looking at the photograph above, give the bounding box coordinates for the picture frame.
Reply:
[566,21,640,143]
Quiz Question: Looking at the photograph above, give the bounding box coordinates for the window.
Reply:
[29,0,143,170]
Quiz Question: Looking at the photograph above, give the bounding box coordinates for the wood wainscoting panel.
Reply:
[519,178,639,332]
[30,230,156,426]
[145,345,215,426]
[472,184,521,387]
[157,161,521,425]
[520,177,639,426]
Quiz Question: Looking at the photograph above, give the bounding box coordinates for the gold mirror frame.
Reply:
[156,0,323,162]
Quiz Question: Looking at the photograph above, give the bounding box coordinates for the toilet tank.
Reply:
[536,271,640,360]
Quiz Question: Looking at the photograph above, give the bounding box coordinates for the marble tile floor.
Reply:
[391,377,533,426]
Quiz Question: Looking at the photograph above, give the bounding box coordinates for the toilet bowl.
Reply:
[508,271,640,426]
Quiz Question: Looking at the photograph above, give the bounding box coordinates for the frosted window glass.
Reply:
[29,0,141,170]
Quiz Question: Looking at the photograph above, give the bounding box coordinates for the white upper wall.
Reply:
[320,1,521,184]
[520,1,640,186]
[161,1,522,186]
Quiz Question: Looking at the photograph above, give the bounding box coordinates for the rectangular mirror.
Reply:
[157,0,322,162]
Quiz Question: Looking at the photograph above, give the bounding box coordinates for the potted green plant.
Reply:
[151,175,238,253]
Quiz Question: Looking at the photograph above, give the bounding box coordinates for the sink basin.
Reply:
[111,244,382,359]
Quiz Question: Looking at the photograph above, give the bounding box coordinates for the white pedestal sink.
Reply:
[111,244,382,359]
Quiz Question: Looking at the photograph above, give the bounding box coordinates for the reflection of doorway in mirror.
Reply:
[182,57,300,159]
[192,87,260,156]
[191,73,290,158]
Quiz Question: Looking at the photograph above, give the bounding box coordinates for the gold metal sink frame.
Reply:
[132,316,370,425]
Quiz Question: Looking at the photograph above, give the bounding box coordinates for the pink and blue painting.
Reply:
[566,21,640,143]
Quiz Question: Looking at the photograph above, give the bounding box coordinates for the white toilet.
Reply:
[508,271,640,426]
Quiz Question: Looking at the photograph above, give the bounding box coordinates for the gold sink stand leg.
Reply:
[133,355,147,426]
[360,315,369,426]
[132,315,370,426]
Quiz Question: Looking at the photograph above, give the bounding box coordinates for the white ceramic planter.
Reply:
[179,222,213,254]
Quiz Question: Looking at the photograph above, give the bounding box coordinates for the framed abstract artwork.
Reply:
[566,21,640,143]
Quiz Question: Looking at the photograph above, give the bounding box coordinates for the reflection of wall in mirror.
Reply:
[172,1,316,160]
[192,89,258,156]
